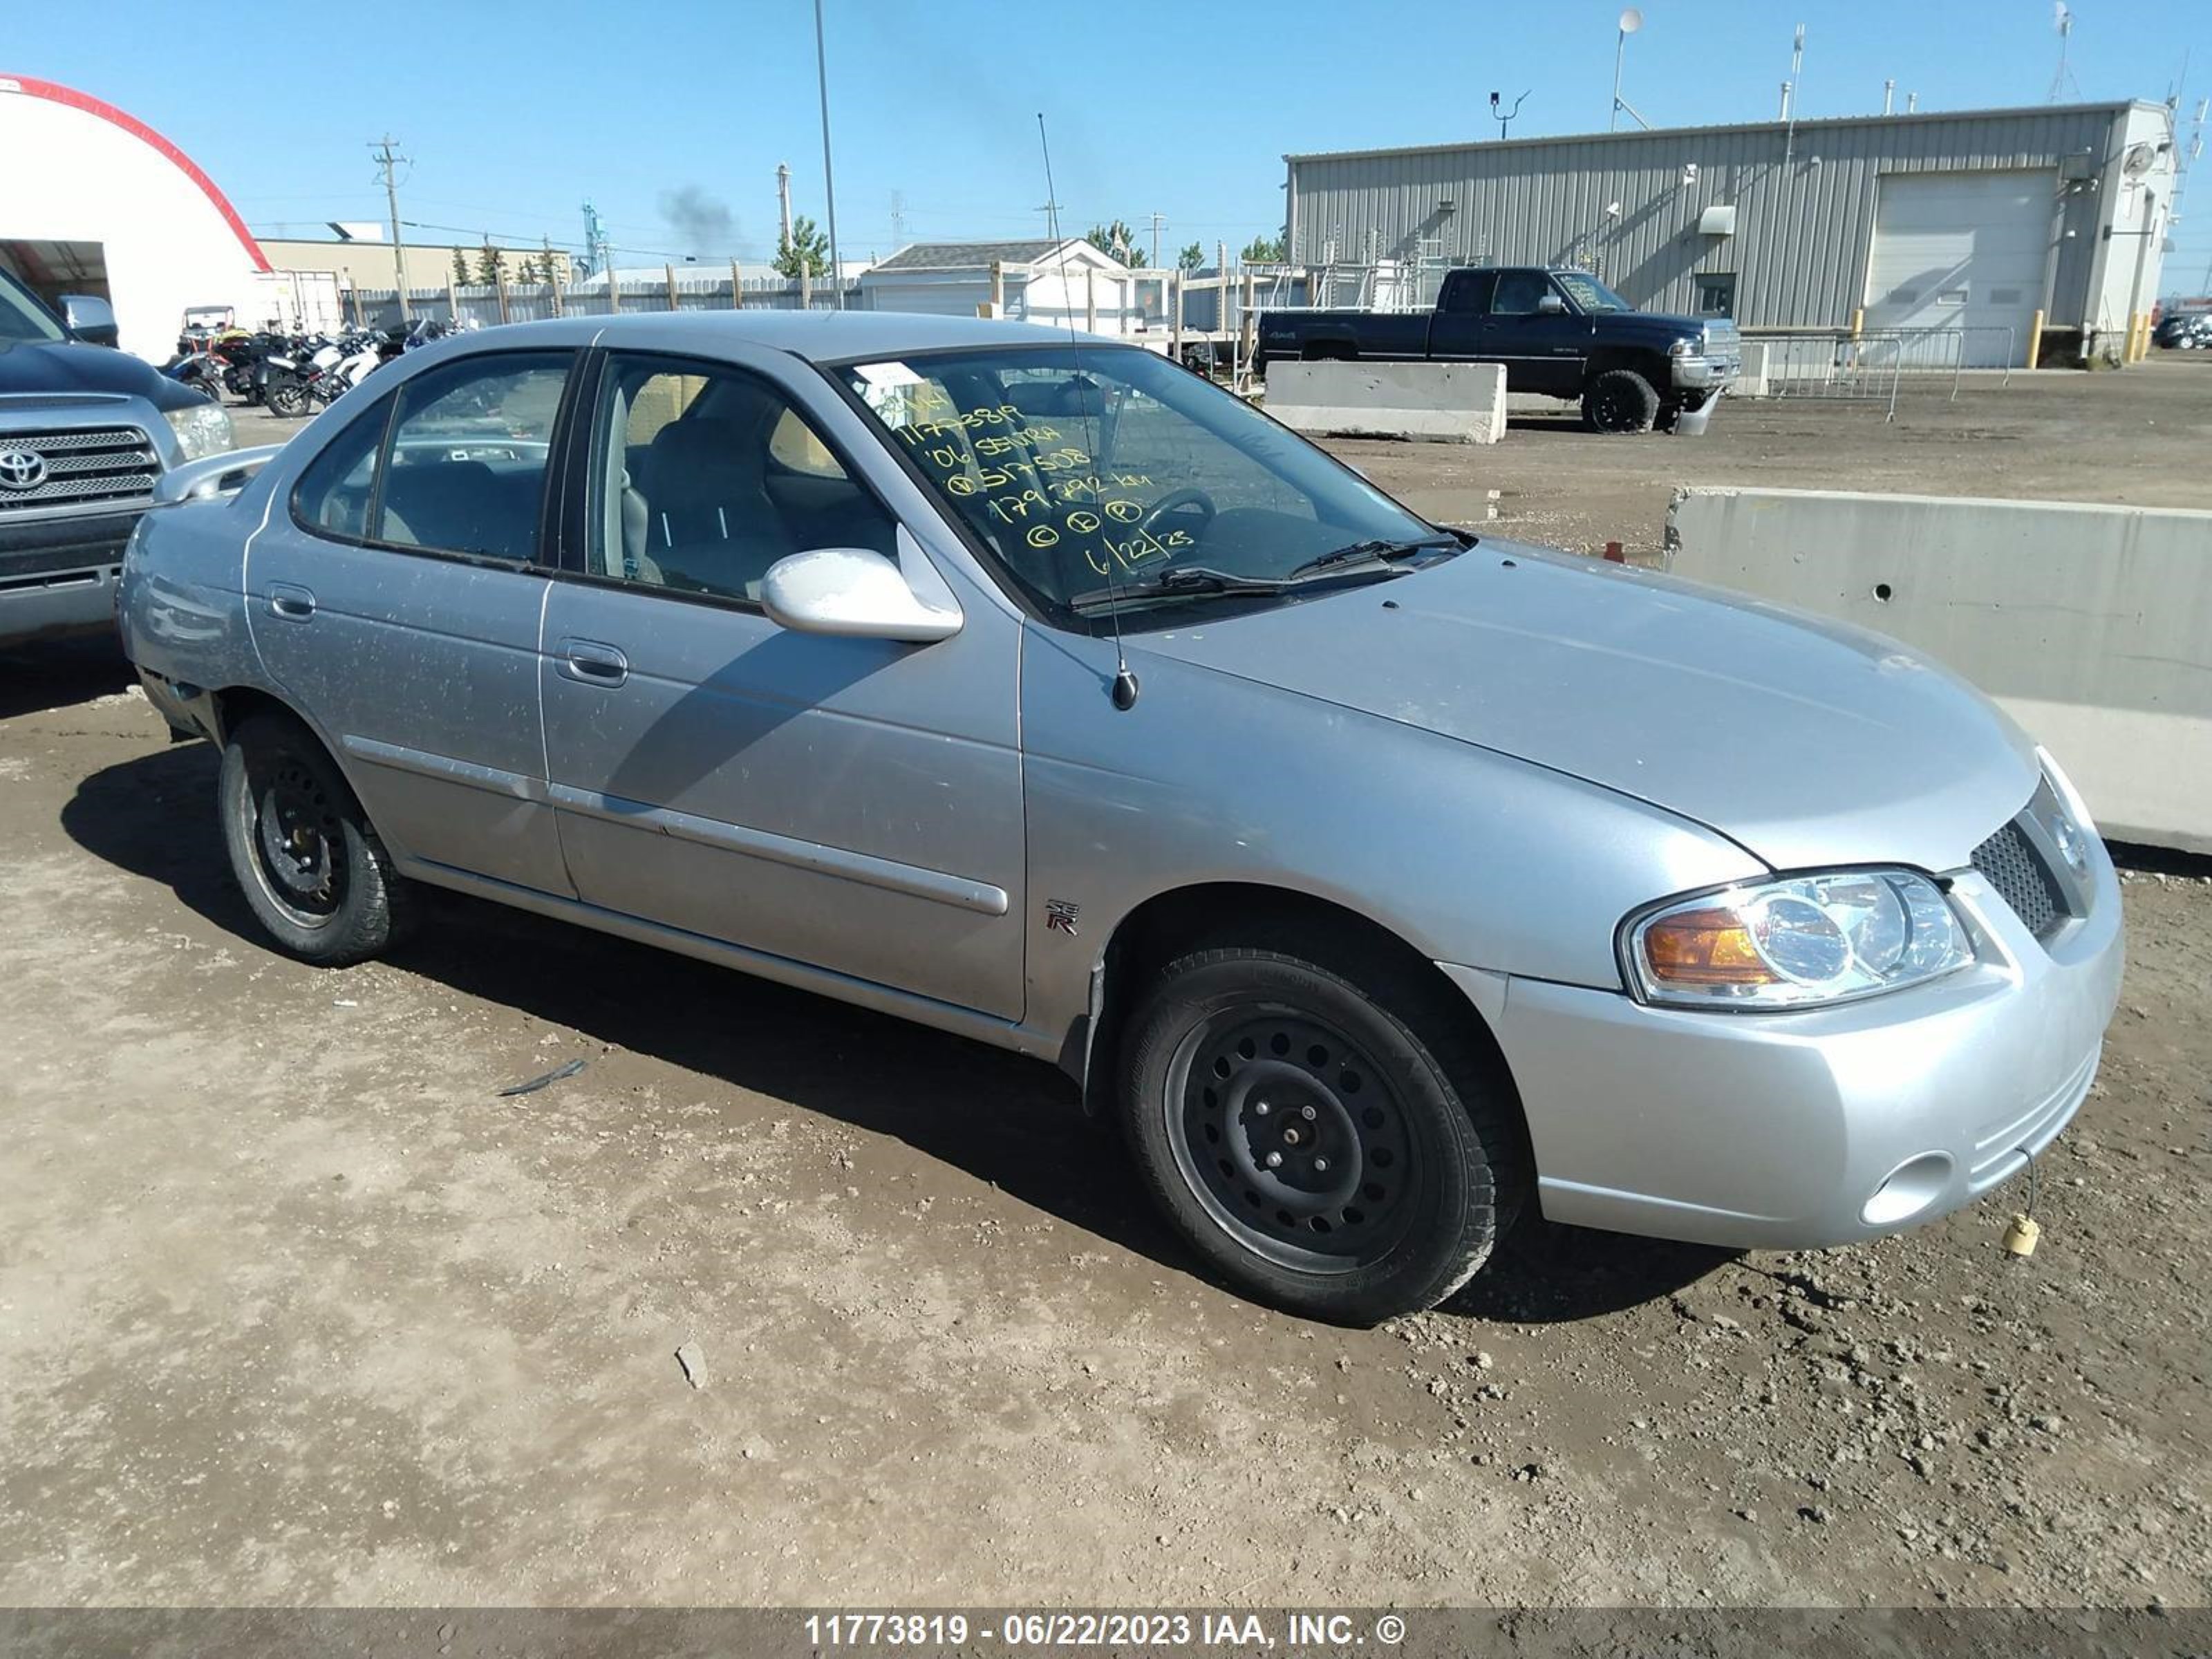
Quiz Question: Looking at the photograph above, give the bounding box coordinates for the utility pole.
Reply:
[776,163,794,256]
[1149,211,1165,269]
[812,0,845,307]
[371,135,411,321]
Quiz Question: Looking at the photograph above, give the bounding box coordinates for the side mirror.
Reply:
[760,547,962,644]
[1535,292,1567,316]
[59,294,120,347]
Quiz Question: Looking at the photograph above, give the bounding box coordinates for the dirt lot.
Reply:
[1335,353,2212,561]
[1,366,2209,1612]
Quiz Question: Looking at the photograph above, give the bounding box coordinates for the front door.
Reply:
[537,348,1027,1019]
[243,348,577,894]
[1479,270,1592,397]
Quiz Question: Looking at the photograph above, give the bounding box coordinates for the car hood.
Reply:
[1131,543,2038,874]
[0,337,191,407]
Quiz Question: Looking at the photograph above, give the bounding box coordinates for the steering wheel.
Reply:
[1136,486,1219,543]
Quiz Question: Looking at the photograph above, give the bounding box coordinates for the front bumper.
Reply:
[1459,845,2124,1250]
[1671,354,1738,392]
[0,509,144,646]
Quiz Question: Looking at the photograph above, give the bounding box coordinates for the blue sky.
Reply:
[11,0,2211,293]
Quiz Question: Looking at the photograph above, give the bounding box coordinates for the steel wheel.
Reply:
[1165,1005,1419,1273]
[244,753,347,927]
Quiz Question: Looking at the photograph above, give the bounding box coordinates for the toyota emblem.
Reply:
[0,447,48,491]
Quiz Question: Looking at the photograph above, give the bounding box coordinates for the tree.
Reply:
[1177,241,1204,272]
[1241,232,1287,264]
[774,215,832,279]
[474,241,507,285]
[514,253,540,285]
[450,247,473,286]
[1085,220,1145,266]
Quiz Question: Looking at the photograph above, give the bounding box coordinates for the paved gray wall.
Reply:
[1667,485,2212,853]
[1286,104,2148,334]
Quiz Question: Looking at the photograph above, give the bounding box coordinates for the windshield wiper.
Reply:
[1067,565,1292,615]
[1286,532,1463,579]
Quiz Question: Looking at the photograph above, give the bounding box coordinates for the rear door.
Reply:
[1424,268,1493,361]
[243,349,577,895]
[536,346,1027,1019]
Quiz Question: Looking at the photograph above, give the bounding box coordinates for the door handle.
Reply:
[557,637,629,687]
[265,583,317,621]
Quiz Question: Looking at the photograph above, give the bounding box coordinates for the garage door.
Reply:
[1863,170,2053,367]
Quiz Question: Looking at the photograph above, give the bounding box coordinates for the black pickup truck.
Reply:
[1254,265,1739,434]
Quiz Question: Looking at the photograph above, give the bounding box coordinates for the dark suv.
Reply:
[1,266,234,648]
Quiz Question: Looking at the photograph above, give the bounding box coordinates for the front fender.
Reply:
[1016,626,1765,1058]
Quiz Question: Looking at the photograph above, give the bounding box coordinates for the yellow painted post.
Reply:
[2027,308,2045,368]
[1850,306,1864,340]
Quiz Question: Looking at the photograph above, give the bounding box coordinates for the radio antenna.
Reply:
[1037,110,1138,709]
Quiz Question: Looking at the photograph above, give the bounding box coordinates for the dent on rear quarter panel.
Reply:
[122,494,262,692]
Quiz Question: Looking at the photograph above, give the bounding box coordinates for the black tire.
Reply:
[265,378,310,419]
[218,713,409,965]
[1119,938,1524,1324]
[1581,367,1661,434]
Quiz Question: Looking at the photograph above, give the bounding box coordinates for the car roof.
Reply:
[459,308,1117,364]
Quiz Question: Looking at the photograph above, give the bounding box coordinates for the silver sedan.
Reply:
[118,312,2122,1324]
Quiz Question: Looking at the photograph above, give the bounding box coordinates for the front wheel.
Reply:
[265,378,310,418]
[1119,941,1523,1324]
[219,713,410,965]
[1582,367,1661,433]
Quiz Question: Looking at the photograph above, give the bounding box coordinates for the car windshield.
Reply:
[1553,271,1634,314]
[0,270,69,346]
[838,344,1451,622]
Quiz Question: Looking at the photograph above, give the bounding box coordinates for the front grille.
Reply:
[0,426,160,513]
[1971,819,2067,941]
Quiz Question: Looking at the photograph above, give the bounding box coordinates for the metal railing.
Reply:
[347,273,864,332]
[1749,326,2019,418]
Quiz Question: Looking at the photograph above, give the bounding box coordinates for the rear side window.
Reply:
[379,354,570,561]
[293,393,393,540]
[290,351,572,563]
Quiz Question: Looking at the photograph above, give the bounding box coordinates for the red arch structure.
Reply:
[0,73,270,272]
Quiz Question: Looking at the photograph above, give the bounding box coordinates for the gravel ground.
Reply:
[1,367,2207,1611]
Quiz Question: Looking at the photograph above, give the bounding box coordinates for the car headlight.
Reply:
[1668,335,1701,357]
[163,400,236,463]
[1624,870,1974,1010]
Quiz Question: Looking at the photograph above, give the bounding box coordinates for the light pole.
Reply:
[813,0,845,308]
[1611,8,1644,132]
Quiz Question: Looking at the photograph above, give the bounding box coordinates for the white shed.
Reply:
[0,74,271,362]
[861,239,1142,335]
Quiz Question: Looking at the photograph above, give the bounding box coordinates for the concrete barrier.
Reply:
[1734,341,1772,397]
[1667,485,2212,853]
[1264,361,1506,444]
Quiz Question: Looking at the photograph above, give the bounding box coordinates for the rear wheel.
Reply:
[1582,367,1661,433]
[218,713,409,965]
[265,378,310,418]
[1119,939,1524,1324]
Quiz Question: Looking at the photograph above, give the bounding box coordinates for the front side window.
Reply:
[1490,270,1556,315]
[842,345,1447,624]
[586,354,894,604]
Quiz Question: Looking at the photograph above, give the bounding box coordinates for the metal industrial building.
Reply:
[1284,101,2177,366]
